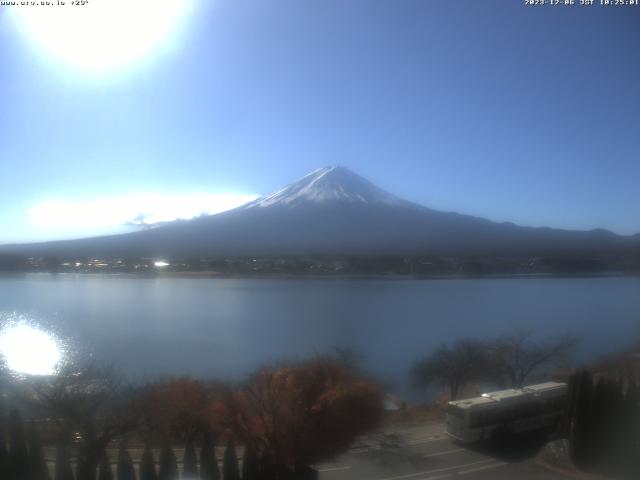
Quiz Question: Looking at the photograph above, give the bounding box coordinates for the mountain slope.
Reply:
[1,166,638,259]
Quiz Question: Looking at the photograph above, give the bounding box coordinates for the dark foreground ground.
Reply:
[41,422,572,479]
[318,422,571,480]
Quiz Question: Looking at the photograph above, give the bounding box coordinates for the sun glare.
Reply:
[0,322,62,376]
[11,0,193,72]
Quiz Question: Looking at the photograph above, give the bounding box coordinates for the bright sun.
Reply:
[0,323,62,376]
[11,0,193,72]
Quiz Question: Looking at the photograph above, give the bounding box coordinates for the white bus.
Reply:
[446,382,567,443]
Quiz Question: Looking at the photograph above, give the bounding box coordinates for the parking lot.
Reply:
[318,422,571,480]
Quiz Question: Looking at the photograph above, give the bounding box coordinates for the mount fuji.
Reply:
[2,166,637,259]
[242,166,410,209]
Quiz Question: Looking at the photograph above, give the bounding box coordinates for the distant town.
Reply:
[0,253,638,276]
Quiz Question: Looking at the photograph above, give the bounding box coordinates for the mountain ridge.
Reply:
[0,166,638,259]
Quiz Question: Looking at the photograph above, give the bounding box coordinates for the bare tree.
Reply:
[333,346,365,374]
[490,330,578,388]
[412,339,492,400]
[30,364,139,480]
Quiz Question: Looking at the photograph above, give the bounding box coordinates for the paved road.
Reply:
[318,422,570,480]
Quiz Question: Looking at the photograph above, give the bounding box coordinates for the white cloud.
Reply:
[29,192,258,231]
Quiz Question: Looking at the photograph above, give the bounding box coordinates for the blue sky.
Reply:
[0,0,639,243]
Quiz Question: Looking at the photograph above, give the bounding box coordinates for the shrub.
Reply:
[182,441,198,478]
[8,411,29,480]
[199,433,220,480]
[53,445,74,480]
[139,446,157,480]
[98,454,114,480]
[117,447,136,480]
[222,442,240,480]
[28,425,50,480]
[158,444,178,480]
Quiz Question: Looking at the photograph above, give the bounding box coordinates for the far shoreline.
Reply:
[1,270,636,281]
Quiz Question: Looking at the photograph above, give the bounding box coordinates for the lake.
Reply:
[1,274,639,400]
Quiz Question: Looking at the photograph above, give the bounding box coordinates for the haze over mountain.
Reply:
[1,166,638,259]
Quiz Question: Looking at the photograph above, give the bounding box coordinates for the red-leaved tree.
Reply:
[228,359,384,475]
[136,377,230,443]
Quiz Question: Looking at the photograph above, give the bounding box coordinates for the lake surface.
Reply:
[1,274,639,400]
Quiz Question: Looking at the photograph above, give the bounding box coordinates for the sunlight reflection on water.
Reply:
[0,314,65,377]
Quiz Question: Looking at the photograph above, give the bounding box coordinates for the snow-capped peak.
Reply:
[244,166,409,209]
